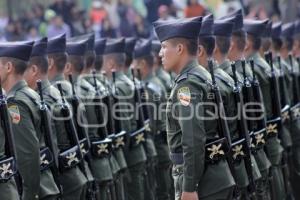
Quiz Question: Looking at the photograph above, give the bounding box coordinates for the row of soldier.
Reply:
[0,8,300,200]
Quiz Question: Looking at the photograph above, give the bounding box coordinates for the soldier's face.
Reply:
[159,40,179,72]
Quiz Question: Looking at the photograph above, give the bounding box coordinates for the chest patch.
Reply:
[8,105,21,124]
[177,86,191,106]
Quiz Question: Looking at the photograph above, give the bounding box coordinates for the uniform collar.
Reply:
[7,80,27,96]
[50,74,65,83]
[40,79,51,91]
[247,52,260,60]
[218,59,231,71]
[174,59,198,83]
[144,72,154,82]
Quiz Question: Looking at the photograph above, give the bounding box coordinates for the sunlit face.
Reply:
[23,66,35,89]
[0,59,9,86]
[159,40,179,72]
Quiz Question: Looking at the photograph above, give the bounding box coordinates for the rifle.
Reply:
[264,52,282,199]
[231,63,257,199]
[207,59,236,179]
[288,55,300,121]
[66,75,97,200]
[36,80,63,199]
[0,78,20,196]
[130,69,156,199]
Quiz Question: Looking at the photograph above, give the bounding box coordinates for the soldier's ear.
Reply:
[5,61,13,74]
[198,45,204,57]
[31,64,39,76]
[48,58,54,70]
[64,62,71,74]
[176,43,184,55]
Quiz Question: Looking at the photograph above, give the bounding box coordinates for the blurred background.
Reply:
[0,0,299,41]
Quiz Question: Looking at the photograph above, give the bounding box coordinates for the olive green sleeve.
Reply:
[175,82,206,192]
[9,101,40,200]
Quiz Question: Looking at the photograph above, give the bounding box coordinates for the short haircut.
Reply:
[283,38,294,51]
[232,30,246,51]
[261,38,271,52]
[67,55,84,73]
[215,36,231,55]
[137,54,154,68]
[29,56,48,74]
[94,55,103,71]
[105,53,126,68]
[0,57,28,75]
[272,38,283,51]
[169,37,198,56]
[198,36,215,57]
[47,53,67,73]
[85,51,95,69]
[248,34,261,51]
[125,53,133,68]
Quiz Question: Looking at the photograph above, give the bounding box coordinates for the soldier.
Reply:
[223,11,274,200]
[102,38,147,200]
[152,40,173,95]
[132,39,171,200]
[0,51,20,200]
[244,19,286,200]
[154,17,235,200]
[260,21,273,57]
[26,36,89,200]
[0,41,60,200]
[197,13,261,199]
[94,37,129,200]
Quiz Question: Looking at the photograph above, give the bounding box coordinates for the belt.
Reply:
[130,127,146,147]
[169,153,184,165]
[266,117,281,138]
[91,138,112,158]
[0,156,17,183]
[170,137,229,165]
[40,147,54,172]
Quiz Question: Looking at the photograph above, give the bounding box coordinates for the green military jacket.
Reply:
[39,79,89,194]
[248,52,284,165]
[113,71,147,167]
[7,80,59,200]
[155,67,172,95]
[166,60,235,196]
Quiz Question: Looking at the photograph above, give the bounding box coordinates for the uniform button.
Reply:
[35,194,39,199]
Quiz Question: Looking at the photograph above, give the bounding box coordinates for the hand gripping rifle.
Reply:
[0,78,20,196]
[231,63,257,199]
[36,80,63,199]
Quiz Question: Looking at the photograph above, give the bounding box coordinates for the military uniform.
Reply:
[7,80,60,200]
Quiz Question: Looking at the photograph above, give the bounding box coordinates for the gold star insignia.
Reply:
[135,133,145,145]
[40,154,49,165]
[66,152,79,166]
[232,145,245,160]
[293,108,300,118]
[282,111,290,122]
[0,163,13,178]
[266,123,278,135]
[207,144,225,159]
[97,143,109,155]
[80,143,87,155]
[255,133,265,145]
[115,136,125,148]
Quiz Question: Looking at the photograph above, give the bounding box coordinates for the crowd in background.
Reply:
[0,0,299,41]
